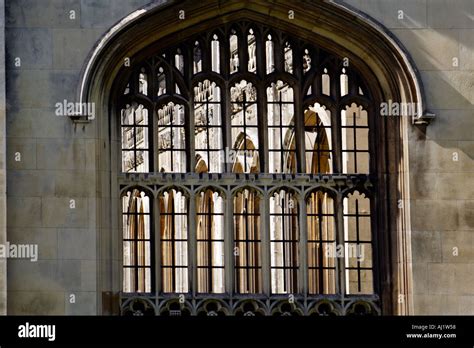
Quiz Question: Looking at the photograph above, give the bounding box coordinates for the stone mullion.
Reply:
[239,28,248,75]
[298,191,307,298]
[201,33,211,73]
[273,33,283,74]
[149,59,158,174]
[261,188,270,296]
[255,29,265,81]
[258,83,267,173]
[335,191,345,302]
[225,187,234,298]
[185,39,197,299]
[222,29,232,173]
[293,42,305,174]
[187,43,196,173]
[223,79,231,173]
[188,189,197,298]
[154,190,162,299]
[332,66,342,175]
[256,29,267,172]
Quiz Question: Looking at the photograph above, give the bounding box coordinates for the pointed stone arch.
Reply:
[77,0,433,315]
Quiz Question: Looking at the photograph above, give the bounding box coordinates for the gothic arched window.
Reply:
[118,20,378,316]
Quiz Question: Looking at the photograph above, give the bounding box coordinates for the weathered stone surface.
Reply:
[421,71,474,110]
[411,262,428,295]
[412,200,459,231]
[57,260,82,290]
[41,197,88,228]
[411,140,466,174]
[411,231,442,263]
[392,29,459,71]
[413,295,447,314]
[6,0,81,28]
[7,107,96,139]
[8,227,58,260]
[441,231,474,263]
[7,170,55,197]
[6,70,78,108]
[81,260,96,291]
[6,29,53,69]
[54,171,96,197]
[409,172,438,200]
[458,200,474,231]
[52,28,104,69]
[58,228,95,260]
[436,173,474,200]
[7,260,61,291]
[65,291,96,315]
[459,30,474,70]
[356,0,427,29]
[427,110,474,141]
[427,263,457,295]
[80,0,153,29]
[36,138,85,171]
[427,0,474,29]
[6,138,36,170]
[7,291,65,315]
[7,197,41,228]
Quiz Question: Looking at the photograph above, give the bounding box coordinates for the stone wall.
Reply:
[5,0,152,315]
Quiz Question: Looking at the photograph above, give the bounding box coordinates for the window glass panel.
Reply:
[139,68,148,95]
[234,189,262,293]
[160,189,189,293]
[194,80,224,173]
[307,191,336,294]
[121,104,150,172]
[211,34,220,73]
[247,29,257,73]
[304,104,332,174]
[322,68,330,96]
[157,67,166,96]
[175,48,184,74]
[229,30,239,74]
[341,104,369,173]
[193,41,202,74]
[266,34,274,74]
[122,189,152,293]
[340,68,348,97]
[284,42,293,74]
[267,80,296,173]
[157,102,186,173]
[231,80,259,173]
[270,189,299,294]
[343,191,373,295]
[303,49,311,74]
[196,189,225,293]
